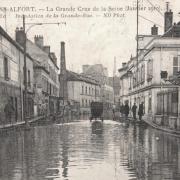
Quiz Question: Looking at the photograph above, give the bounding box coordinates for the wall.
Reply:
[0,32,34,123]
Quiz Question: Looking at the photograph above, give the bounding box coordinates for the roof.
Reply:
[34,65,49,75]
[163,22,180,37]
[0,26,33,62]
[118,66,128,73]
[27,39,59,69]
[66,70,100,86]
[120,72,130,80]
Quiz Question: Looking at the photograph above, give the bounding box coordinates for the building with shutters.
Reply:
[15,29,59,117]
[118,6,180,129]
[66,70,101,114]
[0,26,34,124]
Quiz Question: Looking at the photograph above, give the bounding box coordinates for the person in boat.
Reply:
[132,102,137,121]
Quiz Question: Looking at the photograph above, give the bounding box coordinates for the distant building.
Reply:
[16,30,59,117]
[0,26,34,124]
[82,64,114,106]
[66,71,101,114]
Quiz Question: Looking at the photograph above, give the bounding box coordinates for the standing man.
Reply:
[112,104,116,120]
[132,102,137,121]
[120,103,124,118]
[4,99,14,124]
[124,101,129,120]
[138,102,144,121]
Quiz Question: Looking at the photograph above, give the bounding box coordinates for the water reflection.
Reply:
[0,121,180,179]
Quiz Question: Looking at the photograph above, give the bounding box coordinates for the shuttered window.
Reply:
[173,56,180,75]
[4,57,9,80]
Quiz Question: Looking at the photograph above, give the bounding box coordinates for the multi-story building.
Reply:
[82,64,114,106]
[118,7,180,129]
[15,30,59,117]
[58,42,101,115]
[0,26,34,124]
[67,70,101,114]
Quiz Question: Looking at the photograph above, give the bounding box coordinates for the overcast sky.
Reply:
[0,0,179,76]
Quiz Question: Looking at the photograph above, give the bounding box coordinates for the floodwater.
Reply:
[0,120,180,180]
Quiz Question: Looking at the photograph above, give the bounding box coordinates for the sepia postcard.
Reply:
[0,0,180,179]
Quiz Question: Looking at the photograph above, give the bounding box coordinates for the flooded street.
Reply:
[0,120,180,180]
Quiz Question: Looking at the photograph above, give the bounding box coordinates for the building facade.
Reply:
[0,26,34,124]
[82,64,114,106]
[16,30,59,117]
[118,7,180,129]
[67,71,101,114]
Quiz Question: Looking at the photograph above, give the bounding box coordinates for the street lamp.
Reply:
[22,15,61,128]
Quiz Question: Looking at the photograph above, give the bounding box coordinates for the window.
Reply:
[148,97,152,113]
[4,57,9,80]
[147,59,153,81]
[172,91,178,103]
[85,87,87,94]
[141,64,145,82]
[82,86,84,94]
[82,99,84,107]
[173,56,180,75]
[50,83,52,95]
[28,70,31,87]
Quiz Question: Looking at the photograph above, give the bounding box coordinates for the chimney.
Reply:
[15,27,26,47]
[122,62,127,67]
[60,41,66,72]
[43,46,50,54]
[34,35,44,48]
[151,25,158,35]
[59,41,68,99]
[164,2,173,33]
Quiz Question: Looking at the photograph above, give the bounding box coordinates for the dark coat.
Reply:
[4,102,14,117]
[120,105,124,114]
[138,104,144,116]
[132,105,137,113]
[124,104,129,115]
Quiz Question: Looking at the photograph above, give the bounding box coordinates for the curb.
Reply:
[0,115,45,130]
[114,116,180,137]
[143,119,180,137]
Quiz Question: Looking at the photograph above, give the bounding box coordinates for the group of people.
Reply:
[119,102,144,121]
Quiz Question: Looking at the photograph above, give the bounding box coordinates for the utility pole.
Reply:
[136,0,139,105]
[113,56,116,104]
[23,15,30,129]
